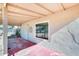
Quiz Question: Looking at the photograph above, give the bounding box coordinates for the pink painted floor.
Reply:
[8,37,64,56]
[8,37,36,56]
[15,44,64,56]
[24,45,64,56]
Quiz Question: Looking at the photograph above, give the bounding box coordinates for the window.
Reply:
[36,22,48,40]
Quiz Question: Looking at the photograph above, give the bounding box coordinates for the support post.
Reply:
[2,3,8,55]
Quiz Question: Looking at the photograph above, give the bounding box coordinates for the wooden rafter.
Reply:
[21,13,52,24]
[0,9,1,15]
[8,10,39,17]
[21,17,41,24]
[0,8,39,17]
[35,3,54,14]
[60,3,66,10]
[7,3,46,16]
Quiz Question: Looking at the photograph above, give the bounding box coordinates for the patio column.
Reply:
[2,3,8,55]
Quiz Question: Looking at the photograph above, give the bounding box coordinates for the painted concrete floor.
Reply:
[8,37,36,56]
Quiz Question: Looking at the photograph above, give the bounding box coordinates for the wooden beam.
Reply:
[35,3,54,14]
[21,17,41,24]
[8,3,46,16]
[0,10,1,15]
[21,13,53,24]
[8,10,39,17]
[60,3,66,10]
[0,8,39,17]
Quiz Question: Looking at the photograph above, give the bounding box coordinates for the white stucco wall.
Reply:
[20,20,49,43]
[50,18,79,55]
[38,18,79,55]
[20,5,79,43]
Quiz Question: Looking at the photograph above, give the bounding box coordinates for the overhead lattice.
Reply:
[0,3,79,25]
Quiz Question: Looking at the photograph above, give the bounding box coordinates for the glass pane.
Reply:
[36,22,48,39]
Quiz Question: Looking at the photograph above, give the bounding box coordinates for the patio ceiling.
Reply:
[0,3,79,25]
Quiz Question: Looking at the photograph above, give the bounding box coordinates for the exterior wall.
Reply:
[38,18,79,55]
[20,5,79,43]
[50,18,79,55]
[20,19,49,43]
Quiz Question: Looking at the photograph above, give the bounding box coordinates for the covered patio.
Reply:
[1,3,79,56]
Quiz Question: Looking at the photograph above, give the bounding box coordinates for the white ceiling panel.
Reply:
[39,3,63,12]
[63,3,78,9]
